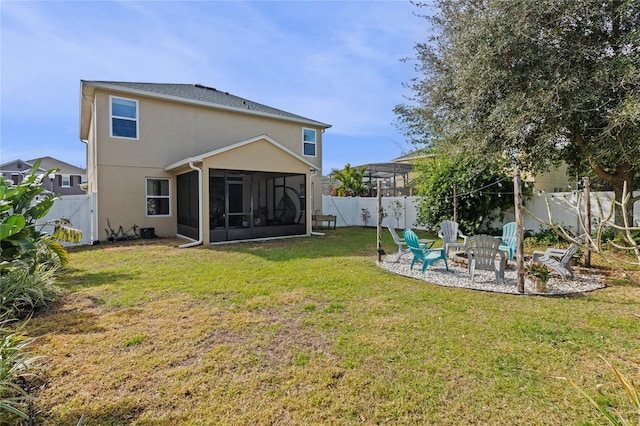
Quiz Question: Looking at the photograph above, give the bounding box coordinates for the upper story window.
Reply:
[146,178,170,216]
[303,128,316,157]
[110,96,138,139]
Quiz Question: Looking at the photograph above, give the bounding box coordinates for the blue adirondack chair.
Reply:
[403,229,449,273]
[496,222,517,261]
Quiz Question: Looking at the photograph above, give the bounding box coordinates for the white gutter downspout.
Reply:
[179,160,203,248]
[309,167,324,236]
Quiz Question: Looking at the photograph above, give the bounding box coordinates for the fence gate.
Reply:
[38,193,97,246]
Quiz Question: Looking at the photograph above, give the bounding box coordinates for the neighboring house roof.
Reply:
[0,159,45,174]
[165,134,318,172]
[80,81,331,140]
[392,150,436,163]
[27,156,85,175]
[353,162,415,179]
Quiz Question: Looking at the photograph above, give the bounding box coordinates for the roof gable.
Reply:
[165,135,318,172]
[27,156,85,174]
[0,159,43,173]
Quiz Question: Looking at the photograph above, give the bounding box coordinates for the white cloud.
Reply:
[1,0,426,170]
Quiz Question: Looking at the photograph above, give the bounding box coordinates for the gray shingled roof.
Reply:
[84,81,330,128]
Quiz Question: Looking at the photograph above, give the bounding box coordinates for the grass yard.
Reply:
[28,228,640,425]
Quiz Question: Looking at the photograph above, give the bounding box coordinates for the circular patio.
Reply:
[378,252,606,296]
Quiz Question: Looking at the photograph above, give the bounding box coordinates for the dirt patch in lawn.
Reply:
[28,292,338,424]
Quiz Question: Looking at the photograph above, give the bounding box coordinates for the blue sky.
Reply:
[1,1,425,174]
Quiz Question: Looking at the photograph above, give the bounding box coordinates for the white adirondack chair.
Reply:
[387,225,410,261]
[438,220,468,256]
[532,243,580,280]
[465,234,506,284]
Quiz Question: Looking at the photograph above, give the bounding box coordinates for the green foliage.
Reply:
[0,315,41,424]
[530,225,574,246]
[399,0,640,225]
[124,334,146,347]
[0,161,58,266]
[0,161,80,271]
[330,164,368,197]
[0,264,59,319]
[413,153,520,233]
[525,263,551,284]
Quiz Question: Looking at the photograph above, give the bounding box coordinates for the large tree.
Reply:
[398,0,640,227]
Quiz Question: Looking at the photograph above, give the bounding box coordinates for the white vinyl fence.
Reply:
[322,192,640,232]
[34,191,638,247]
[37,193,97,246]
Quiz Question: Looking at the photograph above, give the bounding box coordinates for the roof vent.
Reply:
[194,84,216,91]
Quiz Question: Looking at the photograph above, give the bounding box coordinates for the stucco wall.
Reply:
[87,87,323,240]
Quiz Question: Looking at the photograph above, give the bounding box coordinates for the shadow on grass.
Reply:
[57,269,138,290]
[205,227,414,262]
[30,294,107,336]
[33,310,105,336]
[65,228,428,263]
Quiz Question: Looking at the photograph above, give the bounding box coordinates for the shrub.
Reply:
[525,263,551,284]
[0,316,41,424]
[0,265,59,320]
[531,224,574,246]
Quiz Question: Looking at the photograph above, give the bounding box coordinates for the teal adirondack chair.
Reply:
[403,229,449,273]
[496,222,517,261]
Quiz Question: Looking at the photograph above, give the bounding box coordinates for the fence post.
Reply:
[583,176,591,267]
[377,181,382,262]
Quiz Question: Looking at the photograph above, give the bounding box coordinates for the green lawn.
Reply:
[29,228,640,425]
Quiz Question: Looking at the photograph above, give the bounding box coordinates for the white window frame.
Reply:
[302,128,317,157]
[61,175,71,187]
[145,178,170,217]
[110,96,139,140]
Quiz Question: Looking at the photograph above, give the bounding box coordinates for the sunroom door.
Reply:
[226,172,253,241]
[209,171,253,242]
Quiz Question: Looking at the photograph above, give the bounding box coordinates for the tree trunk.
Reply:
[514,168,524,293]
[590,160,636,230]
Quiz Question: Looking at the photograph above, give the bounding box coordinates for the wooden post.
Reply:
[377,180,382,262]
[583,176,591,267]
[514,168,525,293]
[453,184,458,223]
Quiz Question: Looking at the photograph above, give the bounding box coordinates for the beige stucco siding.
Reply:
[92,90,322,170]
[202,139,310,174]
[96,165,176,238]
[85,84,325,243]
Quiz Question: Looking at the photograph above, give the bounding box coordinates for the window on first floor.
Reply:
[61,175,71,187]
[303,128,316,157]
[111,96,138,139]
[146,178,170,216]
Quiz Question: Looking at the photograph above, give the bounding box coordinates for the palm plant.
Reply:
[330,164,368,196]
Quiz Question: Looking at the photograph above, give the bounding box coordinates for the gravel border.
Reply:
[378,255,606,296]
